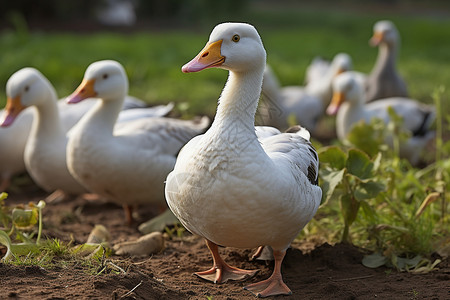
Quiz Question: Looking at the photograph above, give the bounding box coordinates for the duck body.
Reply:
[168,122,319,250]
[336,97,432,141]
[165,23,321,297]
[0,109,32,190]
[66,60,209,222]
[68,106,200,205]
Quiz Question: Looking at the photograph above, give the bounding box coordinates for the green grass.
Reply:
[0,5,449,117]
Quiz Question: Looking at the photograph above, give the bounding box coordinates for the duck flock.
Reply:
[0,20,435,297]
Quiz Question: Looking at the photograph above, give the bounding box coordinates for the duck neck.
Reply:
[212,67,264,135]
[374,43,397,75]
[80,95,124,136]
[31,89,65,141]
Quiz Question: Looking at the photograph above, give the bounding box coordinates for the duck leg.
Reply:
[0,175,11,192]
[123,204,134,226]
[196,239,258,283]
[244,249,292,297]
[251,246,274,261]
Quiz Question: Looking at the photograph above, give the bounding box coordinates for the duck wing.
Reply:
[260,126,319,186]
[114,116,210,156]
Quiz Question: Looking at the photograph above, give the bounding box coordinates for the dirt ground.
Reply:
[0,181,449,300]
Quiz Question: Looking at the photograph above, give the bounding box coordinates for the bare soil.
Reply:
[1,181,449,300]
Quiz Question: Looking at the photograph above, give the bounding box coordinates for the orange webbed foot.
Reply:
[244,276,292,297]
[195,264,258,283]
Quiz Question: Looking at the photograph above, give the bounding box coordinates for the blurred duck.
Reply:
[0,68,174,199]
[327,72,435,165]
[165,23,321,297]
[259,53,356,131]
[65,60,209,225]
[366,20,408,102]
[304,56,330,85]
[0,79,172,193]
[0,68,89,199]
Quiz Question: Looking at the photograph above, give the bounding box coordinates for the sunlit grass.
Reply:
[0,7,449,117]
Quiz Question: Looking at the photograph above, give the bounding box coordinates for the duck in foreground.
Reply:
[165,23,322,297]
[65,60,209,225]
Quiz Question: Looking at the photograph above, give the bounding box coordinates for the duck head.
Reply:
[182,22,266,74]
[1,68,54,127]
[330,53,353,77]
[369,20,399,48]
[67,60,128,104]
[327,72,365,115]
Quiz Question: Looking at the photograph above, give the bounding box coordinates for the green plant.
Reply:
[319,146,384,242]
[316,97,449,270]
[0,194,112,269]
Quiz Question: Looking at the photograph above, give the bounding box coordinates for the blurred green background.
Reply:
[0,0,449,118]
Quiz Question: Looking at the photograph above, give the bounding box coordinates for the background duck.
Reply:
[66,60,209,225]
[0,68,89,199]
[327,72,434,165]
[365,20,408,102]
[165,23,321,297]
[0,82,173,194]
[259,53,355,132]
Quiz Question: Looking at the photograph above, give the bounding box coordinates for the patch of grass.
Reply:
[0,6,449,117]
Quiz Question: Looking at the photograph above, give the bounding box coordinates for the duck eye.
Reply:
[232,34,240,42]
[102,74,109,79]
[24,86,30,92]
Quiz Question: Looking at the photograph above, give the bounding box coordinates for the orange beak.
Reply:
[369,31,384,47]
[66,79,97,104]
[182,40,225,73]
[0,96,26,127]
[335,68,346,77]
[326,92,345,116]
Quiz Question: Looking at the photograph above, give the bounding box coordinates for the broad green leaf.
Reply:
[346,149,374,180]
[354,180,385,201]
[393,255,423,271]
[318,146,347,170]
[0,230,12,260]
[320,168,345,205]
[12,207,39,229]
[347,121,383,157]
[362,252,388,268]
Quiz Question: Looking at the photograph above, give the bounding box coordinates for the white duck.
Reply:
[65,60,209,225]
[259,53,356,131]
[304,56,330,85]
[0,85,172,193]
[0,68,89,197]
[366,20,408,102]
[327,72,435,164]
[165,23,321,297]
